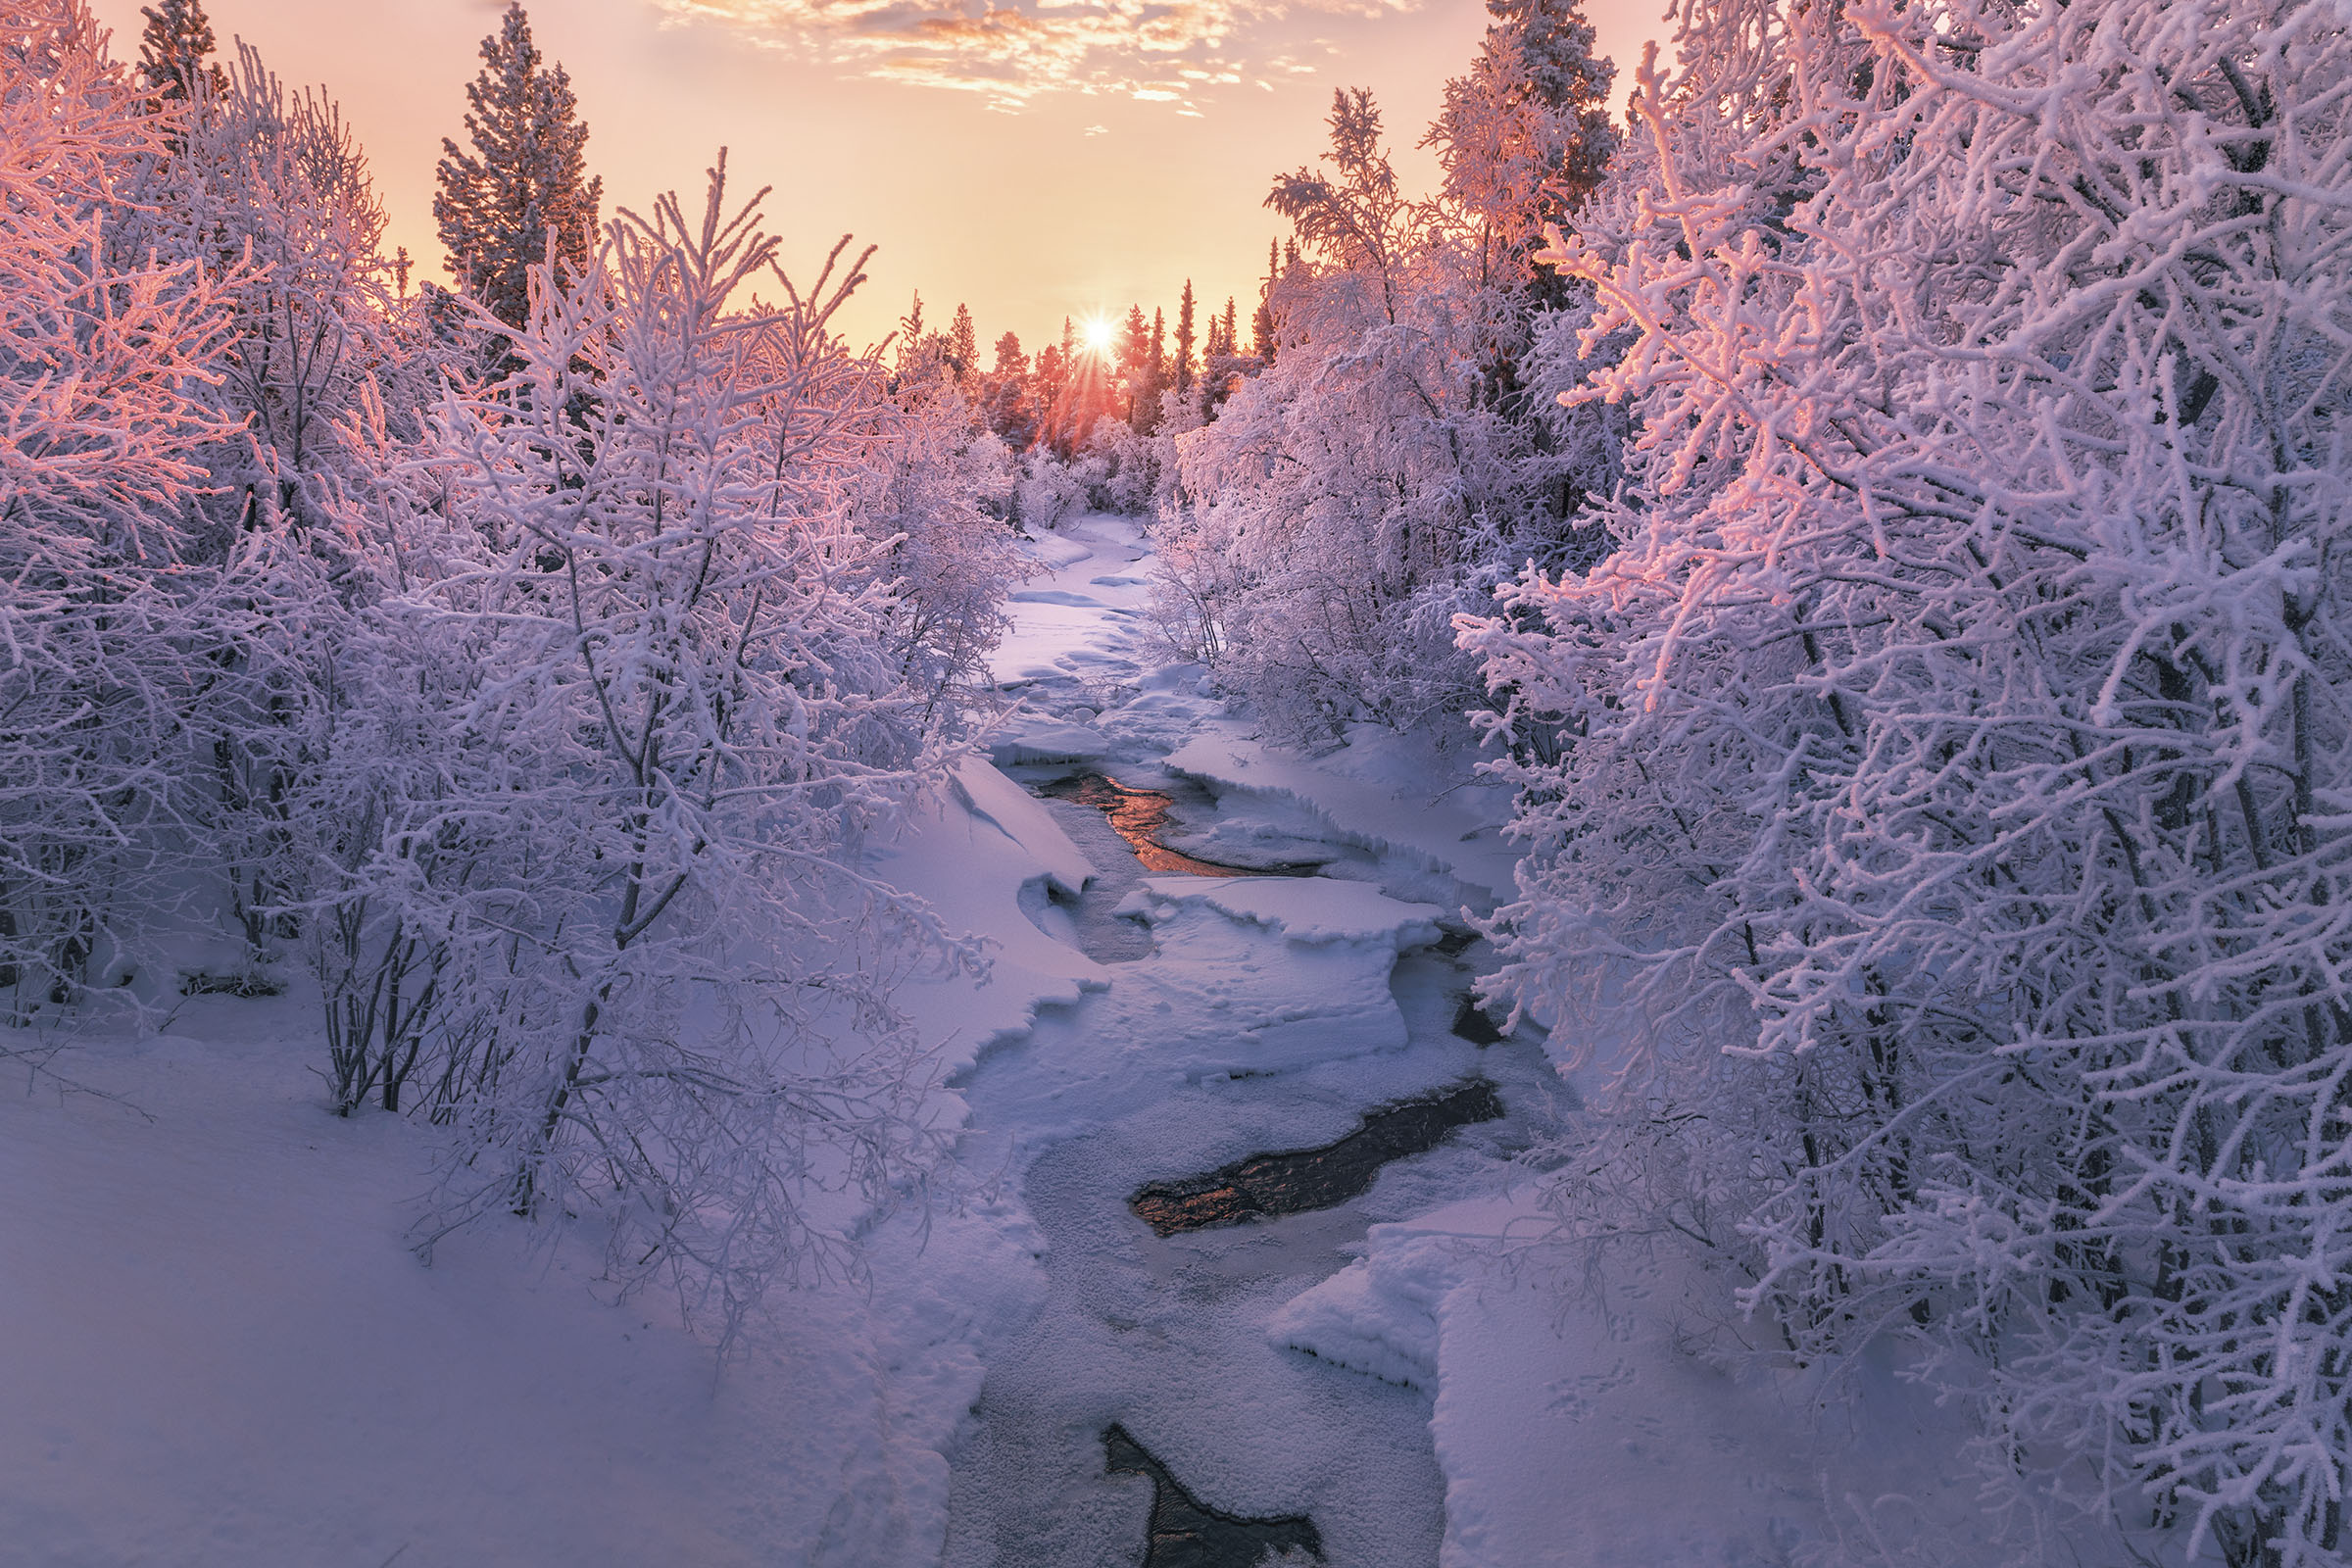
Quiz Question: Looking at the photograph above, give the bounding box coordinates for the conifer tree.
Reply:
[432,2,601,333]
[895,291,923,368]
[1428,0,1615,312]
[1173,280,1196,396]
[137,0,224,102]
[1118,303,1152,421]
[949,301,977,381]
[991,330,1025,377]
[1486,0,1613,198]
[1251,239,1279,361]
[982,330,1033,445]
[1136,306,1167,432]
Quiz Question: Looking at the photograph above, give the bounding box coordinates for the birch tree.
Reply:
[371,160,966,1338]
[1465,0,2352,1556]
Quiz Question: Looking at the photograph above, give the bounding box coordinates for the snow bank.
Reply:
[871,756,1106,1078]
[1165,723,1521,902]
[1120,875,1445,950]
[1265,1239,1445,1391]
[1020,529,1095,569]
[0,1005,1045,1568]
[988,516,1155,696]
[1092,688,1224,758]
[1273,1192,1983,1568]
[1007,587,1115,609]
[945,755,1095,899]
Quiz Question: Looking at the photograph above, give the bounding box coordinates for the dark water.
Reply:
[1129,1079,1508,1237]
[1450,996,1506,1045]
[1103,1425,1324,1567]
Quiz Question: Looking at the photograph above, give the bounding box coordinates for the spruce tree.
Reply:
[1250,241,1278,363]
[137,0,225,103]
[991,330,1026,377]
[1173,280,1196,396]
[433,2,602,333]
[1118,303,1152,422]
[949,302,978,381]
[1428,0,1616,287]
[1138,306,1167,431]
[1488,0,1614,197]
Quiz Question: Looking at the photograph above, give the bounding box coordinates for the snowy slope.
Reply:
[1269,1194,1987,1568]
[0,740,1102,1568]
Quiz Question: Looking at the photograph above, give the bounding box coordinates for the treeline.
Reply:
[2,0,1017,1336]
[1187,0,2349,1561]
[883,259,1280,529]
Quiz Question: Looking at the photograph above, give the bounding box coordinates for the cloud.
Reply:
[649,0,1393,107]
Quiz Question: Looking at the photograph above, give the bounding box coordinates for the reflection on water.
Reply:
[1129,1079,1507,1237]
[1036,772,1269,877]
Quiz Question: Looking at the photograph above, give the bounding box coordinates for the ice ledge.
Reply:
[1115,875,1446,950]
[1163,725,1522,903]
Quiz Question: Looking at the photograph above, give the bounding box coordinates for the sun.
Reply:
[1080,317,1115,357]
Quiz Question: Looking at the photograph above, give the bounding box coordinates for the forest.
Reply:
[5,0,2349,1562]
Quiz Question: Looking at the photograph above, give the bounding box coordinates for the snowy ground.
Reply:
[6,511,1988,1567]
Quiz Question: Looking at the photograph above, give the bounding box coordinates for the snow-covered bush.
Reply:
[1013,448,1089,531]
[319,164,972,1338]
[1464,0,2352,1557]
[1082,413,1156,514]
[849,362,1025,726]
[108,44,449,978]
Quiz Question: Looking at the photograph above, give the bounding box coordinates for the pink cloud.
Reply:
[650,0,1391,106]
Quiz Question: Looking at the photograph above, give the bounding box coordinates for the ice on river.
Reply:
[1120,875,1446,950]
[940,862,1544,1568]
[936,516,1584,1568]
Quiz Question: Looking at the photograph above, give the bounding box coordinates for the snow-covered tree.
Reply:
[370,159,967,1337]
[1464,0,2352,1557]
[1173,280,1197,398]
[1157,83,1618,742]
[135,0,223,104]
[851,347,1024,722]
[0,0,247,1013]
[433,2,600,334]
[947,301,978,383]
[1426,0,1616,404]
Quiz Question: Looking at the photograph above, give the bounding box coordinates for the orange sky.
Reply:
[84,0,1665,355]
